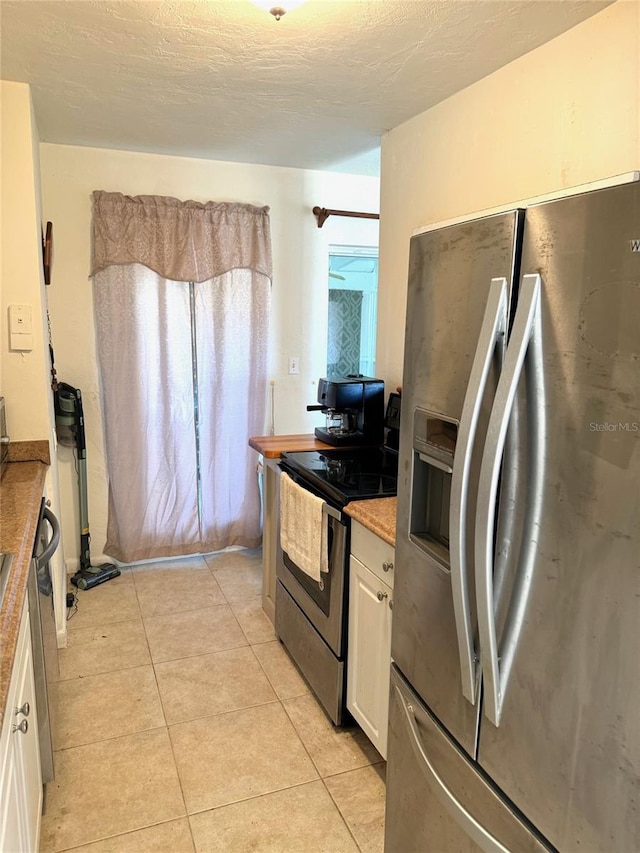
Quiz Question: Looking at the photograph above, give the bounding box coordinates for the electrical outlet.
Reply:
[288,357,299,375]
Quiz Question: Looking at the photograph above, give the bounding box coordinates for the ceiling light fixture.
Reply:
[251,0,307,21]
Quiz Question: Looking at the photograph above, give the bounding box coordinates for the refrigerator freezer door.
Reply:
[393,211,522,755]
[476,182,640,851]
[385,666,552,853]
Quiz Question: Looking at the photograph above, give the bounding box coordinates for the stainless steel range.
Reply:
[276,430,399,725]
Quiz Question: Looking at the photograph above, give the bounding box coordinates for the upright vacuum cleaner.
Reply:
[54,383,121,590]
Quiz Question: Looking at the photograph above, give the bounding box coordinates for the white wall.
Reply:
[377,0,640,389]
[1,82,68,644]
[39,144,379,564]
[0,82,52,438]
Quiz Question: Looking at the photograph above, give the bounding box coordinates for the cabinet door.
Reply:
[13,614,42,852]
[0,602,42,853]
[0,736,24,853]
[347,556,393,758]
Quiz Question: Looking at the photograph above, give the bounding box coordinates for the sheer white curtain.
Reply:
[91,192,271,564]
[196,270,269,552]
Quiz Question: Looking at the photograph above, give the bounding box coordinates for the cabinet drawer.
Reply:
[350,520,395,588]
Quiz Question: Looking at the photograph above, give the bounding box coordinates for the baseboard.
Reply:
[65,553,114,575]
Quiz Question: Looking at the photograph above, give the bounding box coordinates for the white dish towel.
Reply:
[279,472,329,583]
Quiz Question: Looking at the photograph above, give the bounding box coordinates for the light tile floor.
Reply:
[41,551,386,853]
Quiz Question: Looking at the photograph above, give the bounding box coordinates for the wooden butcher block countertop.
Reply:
[345,497,397,548]
[249,434,336,458]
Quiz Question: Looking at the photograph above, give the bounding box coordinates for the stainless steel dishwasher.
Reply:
[27,498,60,786]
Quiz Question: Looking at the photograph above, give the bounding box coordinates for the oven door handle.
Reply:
[322,502,342,522]
[38,507,61,569]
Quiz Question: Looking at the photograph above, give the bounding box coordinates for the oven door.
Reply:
[277,493,347,658]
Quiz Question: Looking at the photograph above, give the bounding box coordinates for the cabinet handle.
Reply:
[12,719,28,735]
[389,599,393,610]
[377,590,388,601]
[15,702,30,717]
[382,561,394,572]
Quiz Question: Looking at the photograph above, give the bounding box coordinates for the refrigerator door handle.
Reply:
[397,684,511,853]
[450,277,508,706]
[475,273,543,727]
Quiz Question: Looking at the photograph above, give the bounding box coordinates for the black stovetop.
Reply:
[280,446,398,507]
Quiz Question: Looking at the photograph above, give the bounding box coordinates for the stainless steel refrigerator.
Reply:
[385,179,640,853]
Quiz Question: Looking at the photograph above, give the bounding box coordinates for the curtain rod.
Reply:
[312,206,380,229]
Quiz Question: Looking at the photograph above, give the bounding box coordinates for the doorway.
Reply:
[326,245,378,378]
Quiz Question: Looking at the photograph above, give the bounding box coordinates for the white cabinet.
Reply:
[0,598,42,853]
[347,520,394,759]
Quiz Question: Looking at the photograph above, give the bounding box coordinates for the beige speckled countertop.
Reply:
[0,448,49,731]
[345,497,397,547]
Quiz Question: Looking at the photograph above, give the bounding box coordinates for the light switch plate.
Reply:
[8,304,34,351]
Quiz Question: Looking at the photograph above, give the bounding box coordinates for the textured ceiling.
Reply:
[1,0,612,175]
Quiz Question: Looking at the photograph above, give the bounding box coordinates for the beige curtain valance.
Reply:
[91,191,272,283]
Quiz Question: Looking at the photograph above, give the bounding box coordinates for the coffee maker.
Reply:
[308,376,385,446]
